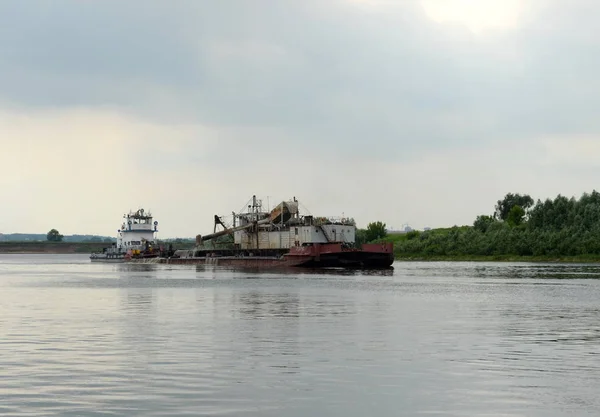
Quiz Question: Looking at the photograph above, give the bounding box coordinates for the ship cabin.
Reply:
[116,209,158,252]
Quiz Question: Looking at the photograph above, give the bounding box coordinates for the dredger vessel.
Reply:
[139,196,393,269]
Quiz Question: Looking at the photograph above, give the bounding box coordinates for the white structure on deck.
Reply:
[230,197,356,250]
[117,209,159,251]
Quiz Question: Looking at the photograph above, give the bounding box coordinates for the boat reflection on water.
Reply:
[116,263,159,274]
[114,263,161,285]
[194,264,394,277]
[294,266,395,277]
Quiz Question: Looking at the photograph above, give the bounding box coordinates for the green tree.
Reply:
[495,193,534,221]
[473,215,495,233]
[365,221,387,242]
[391,190,600,259]
[406,230,420,240]
[46,229,64,242]
[355,228,367,245]
[507,205,526,227]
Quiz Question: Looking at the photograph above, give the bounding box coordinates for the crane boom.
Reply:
[197,217,272,243]
[196,200,293,244]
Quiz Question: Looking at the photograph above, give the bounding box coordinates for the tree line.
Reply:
[392,191,600,258]
[356,221,388,245]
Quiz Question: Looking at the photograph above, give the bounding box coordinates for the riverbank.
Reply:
[394,254,600,263]
[3,241,599,262]
[0,242,108,254]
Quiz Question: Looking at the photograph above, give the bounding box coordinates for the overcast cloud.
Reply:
[1,0,599,237]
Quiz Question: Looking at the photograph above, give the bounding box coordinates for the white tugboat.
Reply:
[90,209,161,262]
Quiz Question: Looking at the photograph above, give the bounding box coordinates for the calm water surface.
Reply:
[1,254,600,416]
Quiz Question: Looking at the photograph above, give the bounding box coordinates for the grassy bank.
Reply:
[394,254,600,263]
[0,241,109,254]
[383,228,600,263]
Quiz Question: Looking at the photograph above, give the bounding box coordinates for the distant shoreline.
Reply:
[0,242,108,254]
[3,241,599,262]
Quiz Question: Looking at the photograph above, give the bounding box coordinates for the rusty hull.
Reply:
[130,242,394,269]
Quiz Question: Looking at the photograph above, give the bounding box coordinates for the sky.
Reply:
[1,0,600,237]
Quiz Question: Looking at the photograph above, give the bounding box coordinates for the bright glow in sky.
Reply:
[421,0,523,33]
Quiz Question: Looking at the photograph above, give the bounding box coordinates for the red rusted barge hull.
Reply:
[130,242,394,269]
[288,242,394,268]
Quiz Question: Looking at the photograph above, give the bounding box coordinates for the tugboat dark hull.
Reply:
[90,252,162,263]
[90,254,126,263]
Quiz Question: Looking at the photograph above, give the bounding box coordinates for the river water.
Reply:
[1,254,600,416]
